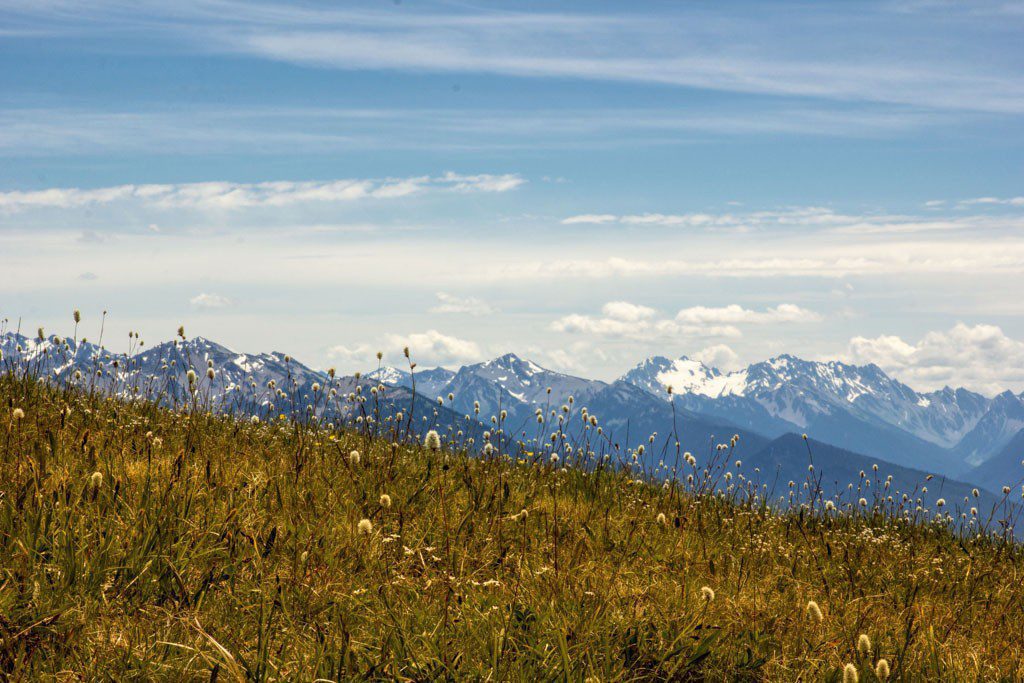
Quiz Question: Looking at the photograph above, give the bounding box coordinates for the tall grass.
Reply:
[1,332,1023,680]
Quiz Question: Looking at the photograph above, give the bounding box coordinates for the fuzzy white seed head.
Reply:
[875,659,890,680]
[843,663,858,683]
[656,512,667,526]
[379,494,392,508]
[349,450,361,465]
[357,518,373,535]
[90,471,103,488]
[857,633,871,656]
[424,430,441,451]
[700,586,715,602]
[806,600,823,623]
[12,408,25,420]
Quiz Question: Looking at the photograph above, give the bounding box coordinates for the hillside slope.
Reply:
[1,374,1023,680]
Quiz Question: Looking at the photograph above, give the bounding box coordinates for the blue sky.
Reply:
[2,0,1023,393]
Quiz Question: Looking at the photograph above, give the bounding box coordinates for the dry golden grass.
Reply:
[2,373,1023,681]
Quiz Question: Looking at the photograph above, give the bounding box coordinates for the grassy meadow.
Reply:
[2,363,1024,681]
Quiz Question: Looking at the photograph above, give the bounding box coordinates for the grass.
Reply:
[2,369,1024,681]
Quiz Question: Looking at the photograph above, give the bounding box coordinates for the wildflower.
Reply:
[357,518,373,535]
[936,498,945,507]
[186,369,197,385]
[843,663,858,683]
[857,633,871,656]
[700,586,715,602]
[250,415,260,424]
[516,509,529,522]
[73,309,81,323]
[1003,486,1012,495]
[379,493,392,508]
[90,471,103,489]
[858,497,867,507]
[806,600,823,623]
[312,382,320,392]
[656,512,667,526]
[349,450,361,465]
[177,325,185,339]
[12,408,25,420]
[875,659,890,680]
[424,430,441,451]
[825,500,835,511]
[206,368,215,380]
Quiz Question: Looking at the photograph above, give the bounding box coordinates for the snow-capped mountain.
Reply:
[440,353,601,416]
[7,329,1024,491]
[953,391,1024,466]
[623,354,988,444]
[1,332,476,439]
[619,354,1016,476]
[367,352,768,457]
[363,366,456,398]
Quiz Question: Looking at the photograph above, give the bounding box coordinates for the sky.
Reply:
[1,0,1023,394]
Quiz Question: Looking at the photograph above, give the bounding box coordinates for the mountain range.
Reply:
[4,331,1023,496]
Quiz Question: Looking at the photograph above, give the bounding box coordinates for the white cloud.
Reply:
[958,196,1024,206]
[190,293,232,309]
[429,292,495,316]
[561,214,617,225]
[601,301,656,322]
[439,172,525,193]
[383,330,482,367]
[0,173,525,213]
[496,237,1024,281]
[558,206,1024,235]
[844,323,1024,394]
[693,344,741,372]
[550,313,645,338]
[550,301,815,340]
[327,329,483,369]
[675,304,820,325]
[325,343,377,368]
[621,213,727,227]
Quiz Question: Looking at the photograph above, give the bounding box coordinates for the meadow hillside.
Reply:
[2,372,1024,681]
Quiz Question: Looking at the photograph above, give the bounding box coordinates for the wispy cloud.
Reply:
[0,106,943,161]
[0,173,524,213]
[957,196,1024,207]
[429,293,495,316]
[190,293,232,309]
[561,206,1024,236]
[3,1,1021,113]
